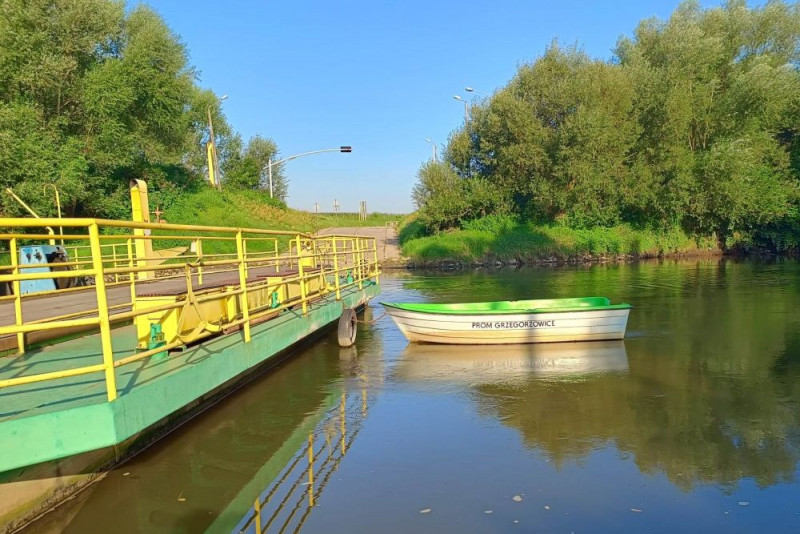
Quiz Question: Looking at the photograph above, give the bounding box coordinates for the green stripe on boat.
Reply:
[381,297,632,315]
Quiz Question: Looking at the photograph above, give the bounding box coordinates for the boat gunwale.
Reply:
[381,298,632,316]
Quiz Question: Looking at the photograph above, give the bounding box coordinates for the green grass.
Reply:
[313,212,403,228]
[161,189,405,255]
[401,220,720,263]
[0,189,407,265]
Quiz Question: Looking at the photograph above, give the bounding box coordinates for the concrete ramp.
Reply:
[316,226,401,264]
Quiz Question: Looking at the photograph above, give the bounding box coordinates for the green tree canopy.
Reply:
[0,0,280,220]
[223,135,287,201]
[416,1,800,250]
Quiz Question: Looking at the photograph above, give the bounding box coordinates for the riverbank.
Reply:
[163,188,401,235]
[399,221,725,268]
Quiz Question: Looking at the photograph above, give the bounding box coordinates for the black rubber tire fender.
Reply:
[338,308,357,347]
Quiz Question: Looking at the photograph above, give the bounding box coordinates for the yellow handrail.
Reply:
[0,217,380,402]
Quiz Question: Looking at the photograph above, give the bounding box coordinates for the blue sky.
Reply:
[144,0,721,213]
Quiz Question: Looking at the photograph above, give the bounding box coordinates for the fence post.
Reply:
[195,238,204,285]
[89,222,118,402]
[307,433,315,507]
[112,245,119,283]
[242,238,249,278]
[340,392,347,454]
[372,237,379,283]
[254,497,262,534]
[9,238,24,355]
[127,238,136,306]
[236,231,251,342]
[296,235,308,315]
[332,238,341,300]
[355,238,363,290]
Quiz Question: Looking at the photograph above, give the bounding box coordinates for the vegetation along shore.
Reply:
[402,1,800,266]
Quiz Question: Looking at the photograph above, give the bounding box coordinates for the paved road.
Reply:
[316,226,402,263]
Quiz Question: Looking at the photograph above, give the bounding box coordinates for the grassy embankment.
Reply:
[399,215,720,264]
[0,189,402,264]
[159,188,401,255]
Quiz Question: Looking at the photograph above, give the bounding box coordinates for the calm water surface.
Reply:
[29,259,800,533]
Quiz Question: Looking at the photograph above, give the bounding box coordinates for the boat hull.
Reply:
[384,307,630,344]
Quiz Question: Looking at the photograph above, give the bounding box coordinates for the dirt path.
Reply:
[316,226,402,263]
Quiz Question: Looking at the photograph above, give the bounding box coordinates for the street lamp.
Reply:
[425,138,437,162]
[465,86,489,96]
[43,184,63,245]
[206,94,228,189]
[453,95,469,124]
[264,146,352,199]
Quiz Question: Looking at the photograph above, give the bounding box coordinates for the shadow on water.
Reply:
[25,319,384,534]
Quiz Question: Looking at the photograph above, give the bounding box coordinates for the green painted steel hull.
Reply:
[0,282,380,474]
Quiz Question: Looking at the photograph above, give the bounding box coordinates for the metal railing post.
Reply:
[112,245,120,283]
[273,238,280,273]
[195,238,203,285]
[372,237,379,282]
[296,235,308,315]
[340,392,347,454]
[236,231,251,342]
[126,238,136,305]
[332,237,341,300]
[254,497,262,534]
[9,238,24,354]
[307,433,315,507]
[89,222,118,401]
[242,238,249,278]
[355,238,363,290]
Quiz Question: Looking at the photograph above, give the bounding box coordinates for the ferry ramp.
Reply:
[0,217,381,533]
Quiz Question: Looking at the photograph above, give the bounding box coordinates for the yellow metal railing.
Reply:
[0,218,380,402]
[0,233,283,301]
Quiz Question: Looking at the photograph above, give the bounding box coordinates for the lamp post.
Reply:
[264,146,352,199]
[43,184,63,245]
[425,138,437,162]
[207,94,228,189]
[453,95,469,124]
[465,86,489,96]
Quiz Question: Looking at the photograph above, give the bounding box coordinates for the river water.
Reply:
[28,259,800,533]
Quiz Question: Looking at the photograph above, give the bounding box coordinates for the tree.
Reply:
[0,0,272,219]
[413,1,800,251]
[223,135,287,200]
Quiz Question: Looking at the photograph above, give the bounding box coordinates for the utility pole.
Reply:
[268,157,273,198]
[453,95,469,125]
[425,139,437,162]
[206,95,227,190]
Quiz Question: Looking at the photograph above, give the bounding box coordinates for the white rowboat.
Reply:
[382,297,631,345]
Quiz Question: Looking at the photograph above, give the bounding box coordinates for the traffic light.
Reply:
[340,146,352,153]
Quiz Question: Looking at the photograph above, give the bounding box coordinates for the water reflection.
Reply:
[232,388,372,534]
[393,261,800,492]
[394,341,628,386]
[22,261,800,533]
